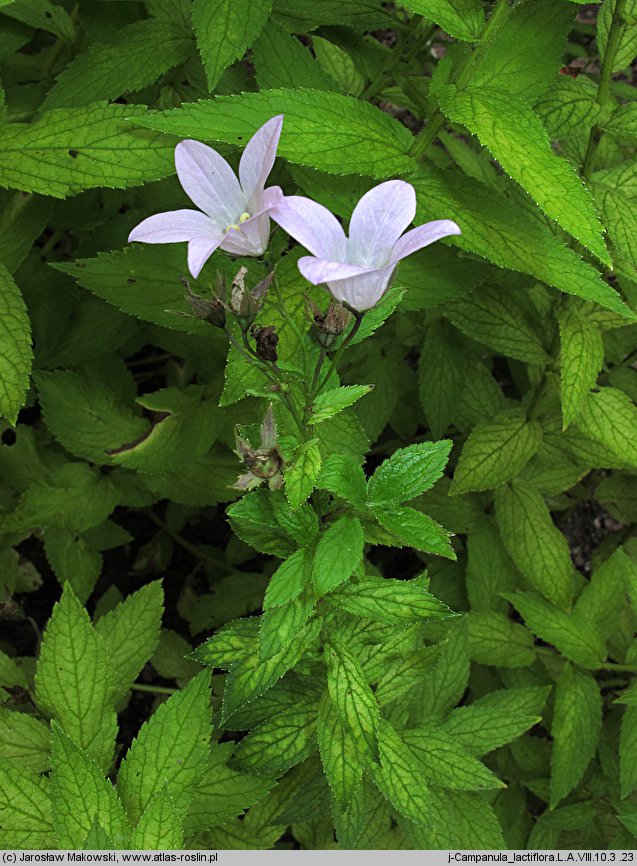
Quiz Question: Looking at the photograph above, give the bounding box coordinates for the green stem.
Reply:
[131,683,179,696]
[146,512,234,574]
[582,0,628,179]
[317,312,364,394]
[308,349,327,404]
[603,662,637,673]
[410,0,515,160]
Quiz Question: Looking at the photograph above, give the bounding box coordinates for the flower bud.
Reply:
[180,276,226,328]
[307,298,352,348]
[229,268,274,331]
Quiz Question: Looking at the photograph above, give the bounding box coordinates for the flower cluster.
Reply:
[128,116,461,312]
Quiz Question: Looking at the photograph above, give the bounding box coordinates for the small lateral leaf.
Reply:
[309,385,373,425]
[284,438,322,510]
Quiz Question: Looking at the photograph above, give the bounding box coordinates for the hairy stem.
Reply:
[410,0,515,160]
[582,0,629,179]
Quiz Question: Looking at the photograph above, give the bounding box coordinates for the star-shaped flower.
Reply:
[128,115,284,278]
[271,180,461,311]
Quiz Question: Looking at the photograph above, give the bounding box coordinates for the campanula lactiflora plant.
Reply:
[2,0,637,854]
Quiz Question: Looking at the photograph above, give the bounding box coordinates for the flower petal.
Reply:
[390,219,462,263]
[220,213,270,257]
[348,180,416,266]
[188,236,224,279]
[175,140,243,224]
[128,210,218,244]
[327,265,395,312]
[270,195,347,259]
[298,256,376,285]
[239,115,284,203]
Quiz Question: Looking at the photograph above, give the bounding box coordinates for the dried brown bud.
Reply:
[250,325,279,362]
[308,298,352,348]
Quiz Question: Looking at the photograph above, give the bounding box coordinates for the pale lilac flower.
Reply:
[271,180,461,311]
[128,115,284,278]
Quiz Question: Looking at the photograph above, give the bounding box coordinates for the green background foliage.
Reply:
[2,0,637,852]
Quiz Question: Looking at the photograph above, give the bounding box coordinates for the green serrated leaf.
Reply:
[221,619,321,722]
[284,438,322,509]
[576,547,632,640]
[263,547,313,609]
[467,610,536,669]
[0,104,174,198]
[0,262,31,424]
[371,719,431,827]
[259,592,315,661]
[42,19,192,110]
[95,581,164,704]
[0,709,50,773]
[441,687,549,757]
[598,0,637,72]
[445,284,549,364]
[317,692,362,808]
[437,85,609,265]
[620,706,637,799]
[185,744,276,834]
[412,166,632,317]
[112,386,221,473]
[551,663,602,807]
[134,88,416,179]
[558,306,605,428]
[35,585,117,770]
[471,0,574,100]
[373,505,456,560]
[316,453,367,508]
[329,575,455,624]
[43,528,102,603]
[418,319,467,437]
[325,639,380,761]
[400,0,483,41]
[7,463,119,536]
[193,0,271,90]
[253,21,332,90]
[1,0,75,40]
[575,387,637,468]
[310,385,372,425]
[453,412,543,495]
[507,591,606,669]
[401,726,505,791]
[367,439,452,506]
[34,367,148,464]
[232,703,318,776]
[495,484,574,608]
[0,763,54,849]
[117,671,211,824]
[404,789,505,849]
[312,513,364,596]
[50,724,129,848]
[130,787,183,850]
